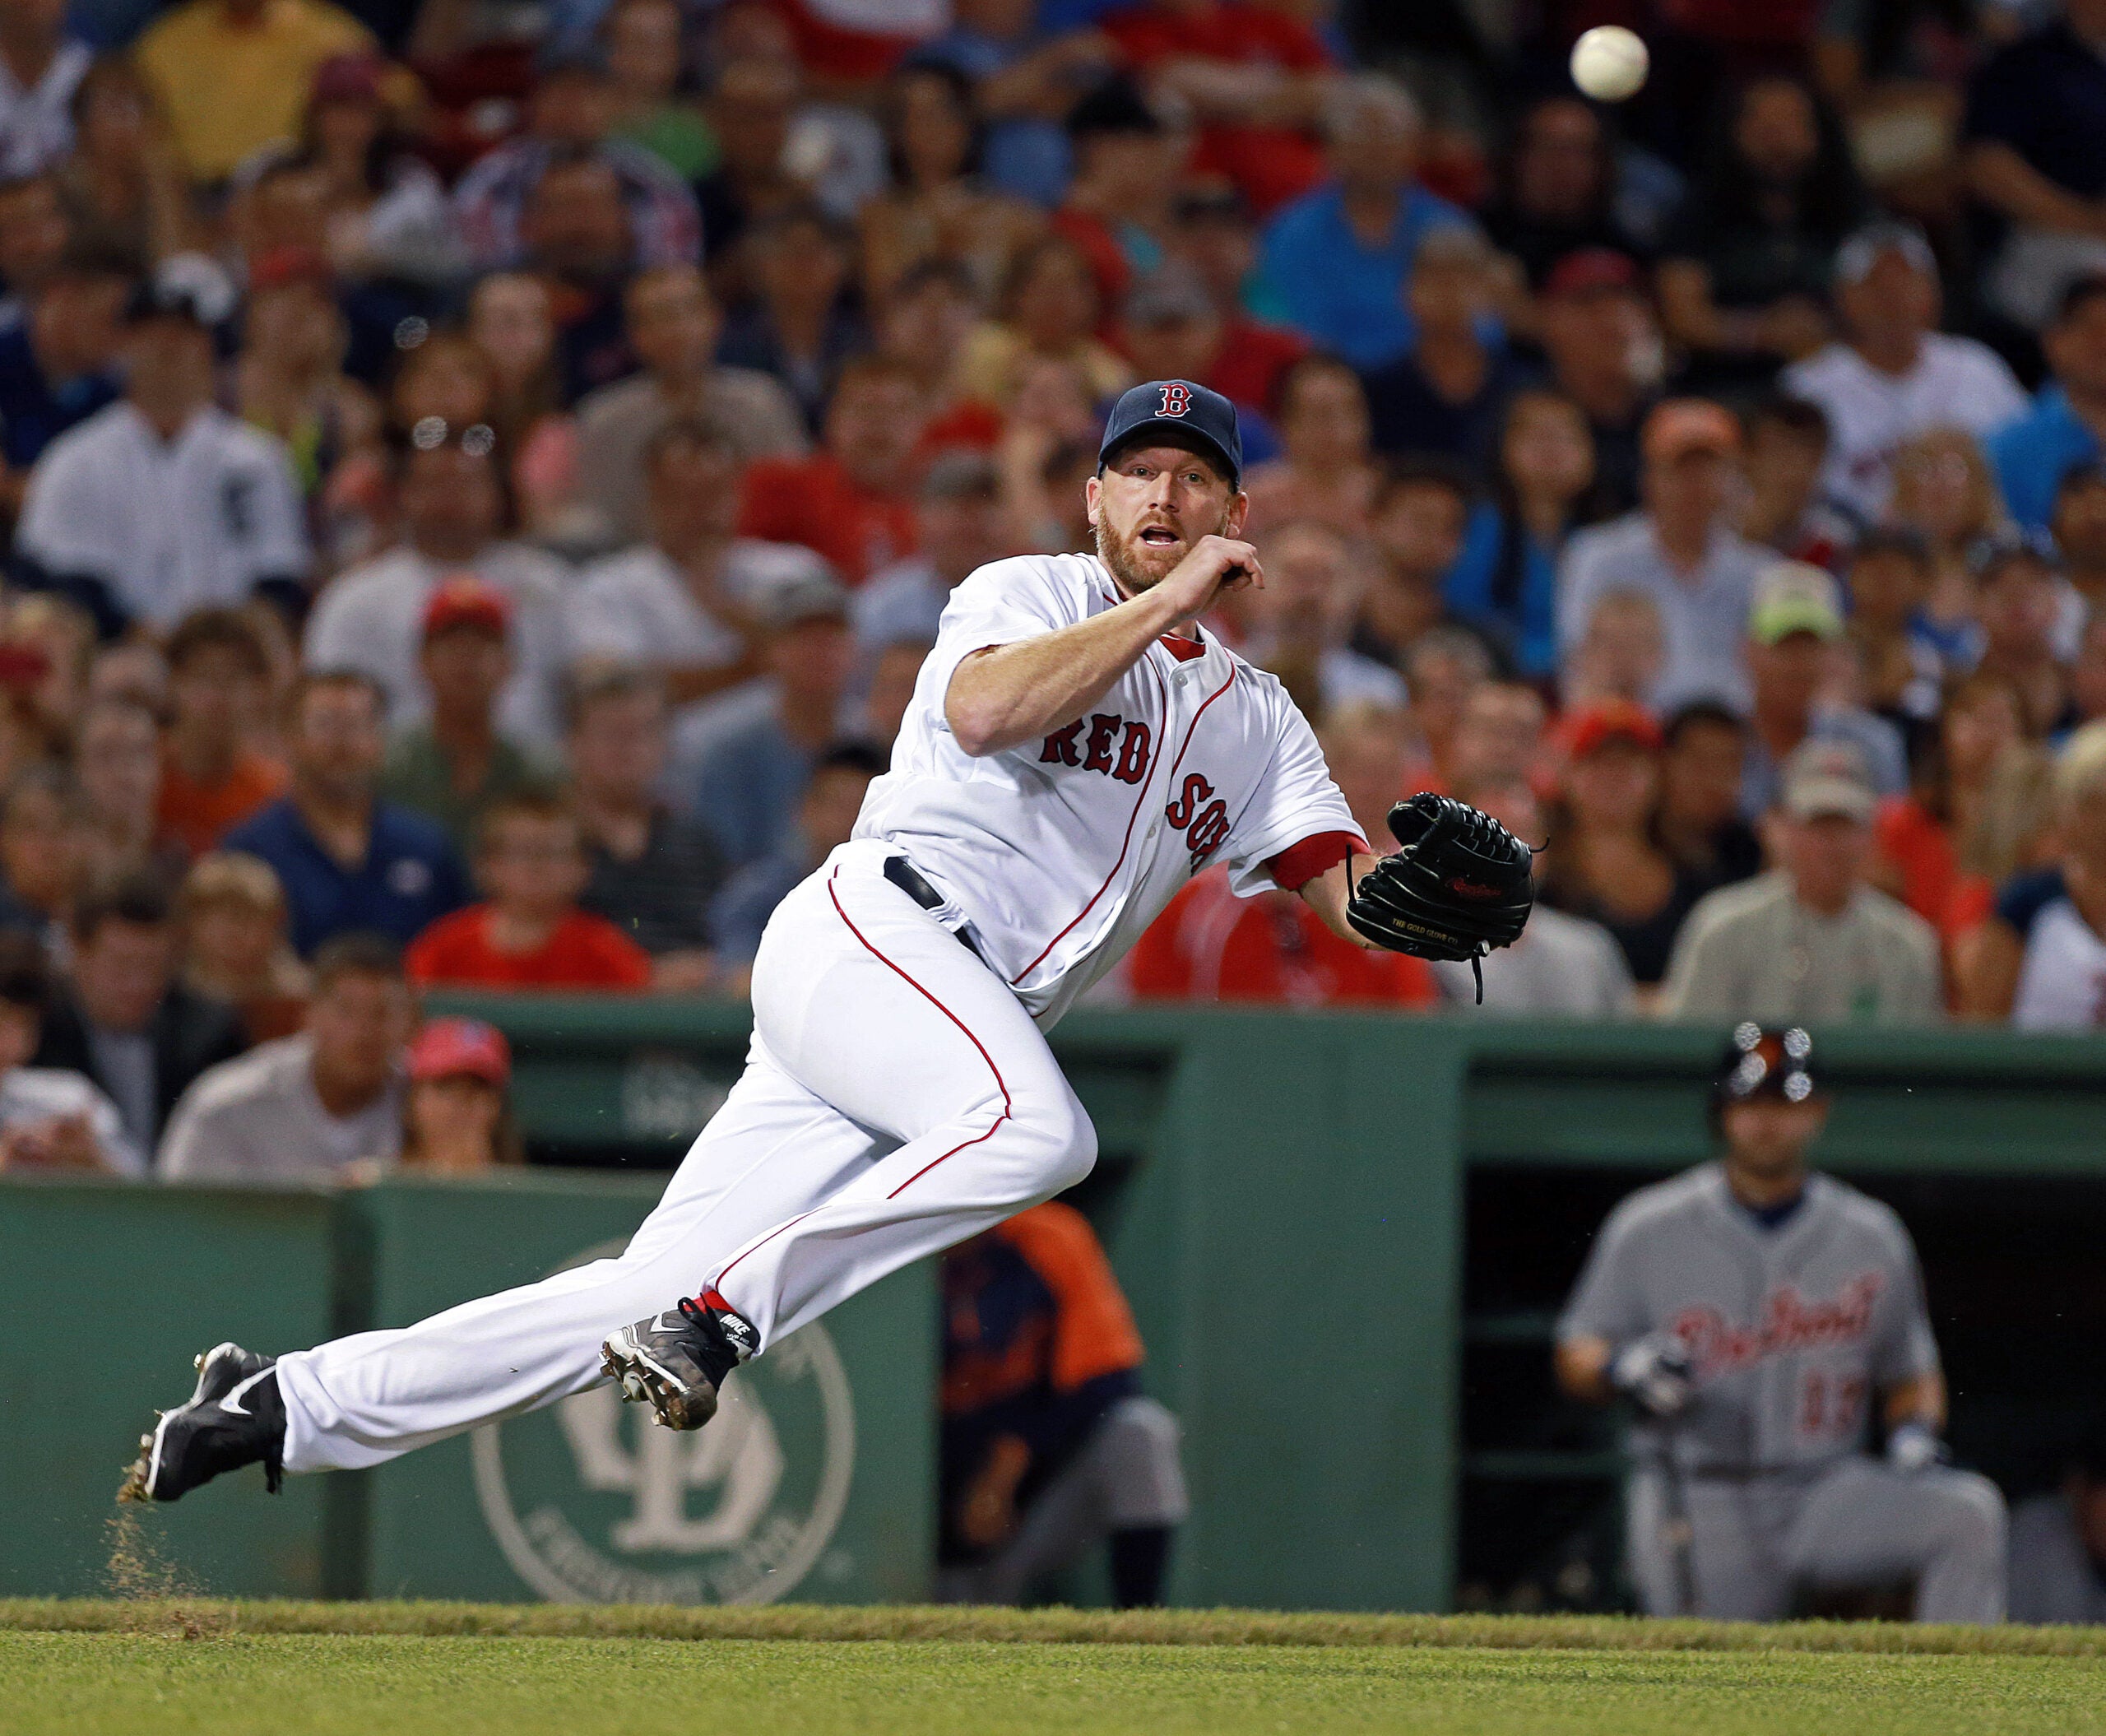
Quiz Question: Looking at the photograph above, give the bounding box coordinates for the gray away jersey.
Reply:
[1559,1164,1941,1474]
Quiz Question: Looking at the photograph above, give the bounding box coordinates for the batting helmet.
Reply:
[1708,1022,1819,1130]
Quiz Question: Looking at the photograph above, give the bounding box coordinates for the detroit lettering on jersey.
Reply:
[1672,1273,1885,1377]
[856,551,1357,1028]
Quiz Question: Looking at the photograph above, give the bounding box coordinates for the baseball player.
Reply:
[1556,1024,2006,1622]
[125,379,1534,1506]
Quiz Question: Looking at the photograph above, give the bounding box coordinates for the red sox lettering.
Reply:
[1157,382,1192,417]
[1669,1272,1886,1377]
[1165,773,1232,866]
[1039,715,1153,782]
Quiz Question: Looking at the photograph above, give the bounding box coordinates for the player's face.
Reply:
[1721,1094,1827,1176]
[1088,443,1245,596]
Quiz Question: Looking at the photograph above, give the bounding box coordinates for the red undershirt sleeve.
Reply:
[1265,830,1370,892]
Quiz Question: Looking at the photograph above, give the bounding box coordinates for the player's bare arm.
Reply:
[1298,853,1385,949]
[947,440,1257,756]
[945,534,1259,755]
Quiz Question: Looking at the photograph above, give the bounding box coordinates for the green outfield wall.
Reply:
[7,1004,2106,1612]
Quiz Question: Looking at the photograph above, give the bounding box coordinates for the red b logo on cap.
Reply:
[1157,383,1192,417]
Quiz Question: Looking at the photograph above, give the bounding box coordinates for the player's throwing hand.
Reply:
[1157,533,1263,621]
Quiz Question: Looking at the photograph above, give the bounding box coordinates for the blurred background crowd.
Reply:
[0,0,2102,1177]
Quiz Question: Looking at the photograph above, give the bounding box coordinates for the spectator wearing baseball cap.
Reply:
[1538,699,1709,991]
[1740,561,1909,822]
[16,263,308,638]
[132,0,397,187]
[391,1017,520,1174]
[1660,736,1941,1023]
[378,578,559,859]
[303,425,573,754]
[673,570,860,867]
[1779,221,2027,523]
[1556,399,1770,715]
[1533,248,1661,514]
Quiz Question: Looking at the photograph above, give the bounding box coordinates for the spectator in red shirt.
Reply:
[736,355,927,585]
[1099,0,1333,217]
[406,790,653,991]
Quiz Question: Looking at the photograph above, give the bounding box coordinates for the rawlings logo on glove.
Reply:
[1346,792,1536,1002]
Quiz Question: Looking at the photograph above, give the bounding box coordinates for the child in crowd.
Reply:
[406,791,653,991]
[179,852,312,1042]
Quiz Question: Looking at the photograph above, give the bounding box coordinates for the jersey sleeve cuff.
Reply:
[1266,830,1370,892]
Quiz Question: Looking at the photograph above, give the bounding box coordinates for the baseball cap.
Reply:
[1641,397,1740,465]
[406,1017,512,1087]
[1779,737,1876,823]
[1834,219,1937,287]
[1558,698,1663,760]
[758,570,851,633]
[1543,247,1642,301]
[1750,560,1844,644]
[1098,378,1243,486]
[422,575,512,640]
[1714,1022,1819,1109]
[123,255,236,327]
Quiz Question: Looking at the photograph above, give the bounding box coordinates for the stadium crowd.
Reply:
[0,0,2100,1177]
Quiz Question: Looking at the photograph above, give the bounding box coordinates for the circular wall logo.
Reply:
[471,1241,856,1604]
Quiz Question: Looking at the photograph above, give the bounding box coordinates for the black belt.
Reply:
[883,855,988,964]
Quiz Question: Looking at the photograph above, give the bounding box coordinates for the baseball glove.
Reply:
[1345,792,1535,1001]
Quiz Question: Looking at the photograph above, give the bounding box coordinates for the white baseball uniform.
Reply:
[275,552,1363,1474]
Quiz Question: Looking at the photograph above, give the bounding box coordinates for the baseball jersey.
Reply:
[16,402,308,628]
[1559,1163,1941,1474]
[855,552,1361,1028]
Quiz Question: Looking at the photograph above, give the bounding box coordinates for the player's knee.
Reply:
[1931,1471,2007,1557]
[1011,1085,1096,1194]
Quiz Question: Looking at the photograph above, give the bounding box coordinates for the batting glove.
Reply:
[1886,1422,1950,1475]
[1608,1334,1695,1418]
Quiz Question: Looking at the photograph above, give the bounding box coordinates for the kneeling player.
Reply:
[1556,1025,2006,1622]
[936,1202,1185,1607]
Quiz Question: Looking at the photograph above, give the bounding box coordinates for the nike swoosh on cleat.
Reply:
[220,1365,272,1418]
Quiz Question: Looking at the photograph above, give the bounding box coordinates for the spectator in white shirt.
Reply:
[0,927,141,1175]
[17,273,308,636]
[1557,398,1770,714]
[304,425,572,754]
[568,415,830,719]
[160,931,412,1182]
[853,451,1014,661]
[1782,221,2029,522]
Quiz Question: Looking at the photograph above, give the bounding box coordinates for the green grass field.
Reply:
[5,1604,2106,1735]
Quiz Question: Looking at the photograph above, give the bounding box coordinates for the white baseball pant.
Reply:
[276,841,1097,1473]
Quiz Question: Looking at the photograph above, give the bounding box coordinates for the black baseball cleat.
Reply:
[600,1289,757,1431]
[119,1342,285,1503]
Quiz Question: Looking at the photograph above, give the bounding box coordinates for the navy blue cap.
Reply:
[1098,378,1242,486]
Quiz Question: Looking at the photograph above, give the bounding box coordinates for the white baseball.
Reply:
[1570,26,1649,103]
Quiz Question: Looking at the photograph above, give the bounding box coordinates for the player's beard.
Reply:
[1095,503,1235,597]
